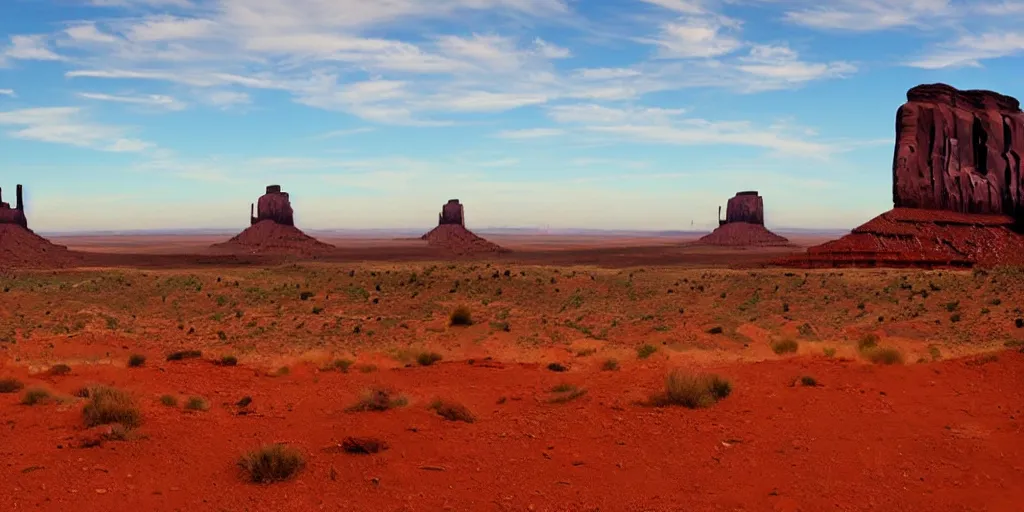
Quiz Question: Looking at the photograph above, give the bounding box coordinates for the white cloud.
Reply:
[495,128,565,139]
[0,107,153,152]
[534,38,571,59]
[651,16,743,59]
[0,89,14,97]
[548,104,686,124]
[124,16,218,42]
[65,23,120,44]
[89,0,195,6]
[77,91,187,111]
[201,90,252,108]
[782,0,955,31]
[638,0,708,14]
[313,127,375,140]
[573,68,642,80]
[3,35,64,61]
[908,33,1024,68]
[735,44,856,87]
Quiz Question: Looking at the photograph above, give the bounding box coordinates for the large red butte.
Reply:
[0,184,28,229]
[780,83,1024,269]
[251,185,294,226]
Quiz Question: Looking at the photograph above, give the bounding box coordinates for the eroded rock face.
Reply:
[250,185,294,226]
[438,199,465,226]
[0,184,28,229]
[893,83,1024,220]
[724,191,764,225]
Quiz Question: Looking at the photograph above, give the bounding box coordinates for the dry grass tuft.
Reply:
[428,399,476,423]
[347,387,408,412]
[862,346,904,365]
[771,339,799,355]
[449,306,473,326]
[184,396,210,411]
[238,444,305,484]
[649,369,732,409]
[48,364,72,376]
[83,386,142,428]
[549,383,587,403]
[416,352,443,366]
[21,387,52,405]
[167,350,203,362]
[0,377,24,394]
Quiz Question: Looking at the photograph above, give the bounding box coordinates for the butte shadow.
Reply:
[210,185,335,257]
[779,83,1024,269]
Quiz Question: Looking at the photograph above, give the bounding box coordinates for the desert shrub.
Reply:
[601,359,619,371]
[449,306,473,326]
[857,333,880,351]
[238,444,305,484]
[218,355,238,366]
[636,344,658,359]
[299,291,314,301]
[771,339,799,355]
[348,387,408,412]
[575,348,597,357]
[0,378,24,393]
[83,387,142,428]
[707,326,724,335]
[429,399,475,423]
[185,396,210,411]
[21,387,52,405]
[160,395,178,407]
[326,359,353,372]
[823,347,837,358]
[950,313,961,323]
[167,350,202,361]
[549,384,587,403]
[928,345,942,360]
[341,436,387,454]
[547,362,568,372]
[863,347,904,365]
[416,352,443,366]
[48,364,72,376]
[127,354,146,368]
[799,376,818,387]
[649,369,732,409]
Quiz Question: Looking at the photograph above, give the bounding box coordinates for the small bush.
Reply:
[449,306,473,326]
[185,396,210,411]
[160,395,178,407]
[771,339,799,355]
[21,387,51,405]
[299,291,314,301]
[649,369,732,409]
[799,376,818,387]
[928,345,942,360]
[857,333,879,351]
[341,436,387,454]
[549,384,587,403]
[326,359,353,372]
[636,344,658,359]
[601,359,619,371]
[416,352,443,366]
[239,444,305,484]
[863,347,904,365]
[547,362,568,372]
[218,355,239,366]
[428,399,475,423]
[575,348,597,357]
[48,364,72,376]
[0,378,24,394]
[236,396,253,407]
[823,347,837,358]
[949,313,961,323]
[127,354,146,368]
[83,387,142,428]
[167,350,202,361]
[348,387,408,412]
[707,326,724,335]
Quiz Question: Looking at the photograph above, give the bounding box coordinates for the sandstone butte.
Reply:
[420,199,508,255]
[780,83,1024,268]
[0,184,80,268]
[211,184,335,256]
[695,191,792,247]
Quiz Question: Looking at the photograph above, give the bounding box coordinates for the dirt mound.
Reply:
[0,224,81,268]
[777,208,1024,268]
[420,224,508,255]
[695,222,792,247]
[211,220,335,256]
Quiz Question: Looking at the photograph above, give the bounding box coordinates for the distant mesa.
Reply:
[420,199,508,255]
[695,191,792,247]
[780,83,1024,268]
[0,184,80,268]
[211,184,335,256]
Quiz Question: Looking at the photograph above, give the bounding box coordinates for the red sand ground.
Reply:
[780,208,1024,268]
[420,224,508,255]
[0,224,81,268]
[210,220,335,256]
[696,222,792,247]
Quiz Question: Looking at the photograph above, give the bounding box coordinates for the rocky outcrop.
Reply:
[893,83,1024,220]
[721,191,764,226]
[0,184,28,229]
[251,185,294,226]
[438,199,465,226]
[698,191,791,246]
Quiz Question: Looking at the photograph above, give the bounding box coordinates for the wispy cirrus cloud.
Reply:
[0,106,153,152]
[77,91,187,111]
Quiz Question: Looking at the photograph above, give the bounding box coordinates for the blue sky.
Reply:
[1,0,1022,232]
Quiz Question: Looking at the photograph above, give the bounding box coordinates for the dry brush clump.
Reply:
[347,387,408,412]
[416,351,443,366]
[82,386,142,429]
[771,338,799,355]
[549,383,587,403]
[21,387,52,405]
[238,444,305,484]
[0,377,24,393]
[856,333,904,365]
[428,399,476,423]
[648,369,732,409]
[449,305,473,326]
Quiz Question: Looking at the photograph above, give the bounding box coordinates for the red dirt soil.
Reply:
[779,208,1024,268]
[0,224,82,268]
[210,220,335,256]
[695,222,792,247]
[1,351,1022,511]
[420,224,508,255]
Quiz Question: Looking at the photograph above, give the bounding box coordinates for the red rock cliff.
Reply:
[250,185,294,226]
[723,191,764,225]
[893,83,1024,219]
[0,184,28,229]
[438,199,465,226]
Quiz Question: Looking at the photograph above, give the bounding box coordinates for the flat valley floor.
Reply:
[1,234,1023,511]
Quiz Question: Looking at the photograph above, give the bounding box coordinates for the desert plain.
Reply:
[1,233,1023,512]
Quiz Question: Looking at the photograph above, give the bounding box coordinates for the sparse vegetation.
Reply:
[325,359,354,372]
[218,355,239,366]
[863,346,904,365]
[771,339,799,355]
[238,444,305,484]
[83,386,142,428]
[160,395,178,407]
[21,387,52,406]
[127,354,146,367]
[449,305,473,326]
[416,351,443,366]
[167,350,203,361]
[547,362,568,372]
[48,364,72,376]
[549,383,587,403]
[0,378,24,393]
[348,387,408,412]
[823,347,837,358]
[799,376,818,387]
[601,359,619,371]
[649,369,732,409]
[185,396,210,411]
[428,399,475,423]
[636,344,658,359]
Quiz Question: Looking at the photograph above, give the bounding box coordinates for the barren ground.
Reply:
[2,235,1023,511]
